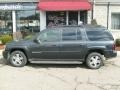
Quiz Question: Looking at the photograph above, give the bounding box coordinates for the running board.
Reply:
[30,61,83,64]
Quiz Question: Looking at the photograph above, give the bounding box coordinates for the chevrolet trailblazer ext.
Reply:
[3,25,117,69]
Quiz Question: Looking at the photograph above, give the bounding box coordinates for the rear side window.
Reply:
[62,28,82,41]
[86,30,114,41]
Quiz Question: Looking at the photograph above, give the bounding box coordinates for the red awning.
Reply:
[38,0,92,11]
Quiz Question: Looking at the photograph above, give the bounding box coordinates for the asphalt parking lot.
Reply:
[0,50,120,90]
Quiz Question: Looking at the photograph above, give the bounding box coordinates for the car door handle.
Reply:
[51,45,57,46]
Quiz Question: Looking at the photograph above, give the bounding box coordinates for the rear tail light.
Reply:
[112,44,116,50]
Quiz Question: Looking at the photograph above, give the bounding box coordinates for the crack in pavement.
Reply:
[45,72,71,85]
[73,76,82,90]
[85,77,106,90]
[87,82,120,90]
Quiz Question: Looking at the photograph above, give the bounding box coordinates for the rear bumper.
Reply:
[105,50,117,59]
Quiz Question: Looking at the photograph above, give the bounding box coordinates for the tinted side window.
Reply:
[86,31,113,41]
[38,30,60,42]
[62,29,76,41]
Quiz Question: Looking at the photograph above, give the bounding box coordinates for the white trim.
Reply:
[66,11,69,25]
[40,10,46,31]
[12,10,16,33]
[78,11,80,24]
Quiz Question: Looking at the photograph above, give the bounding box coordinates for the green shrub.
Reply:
[116,38,120,46]
[0,35,13,45]
[91,19,98,25]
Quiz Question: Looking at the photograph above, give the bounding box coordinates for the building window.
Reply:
[46,11,66,27]
[111,13,120,29]
[16,10,40,38]
[0,11,12,35]
[69,11,78,25]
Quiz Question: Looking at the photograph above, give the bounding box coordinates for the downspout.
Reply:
[107,2,110,29]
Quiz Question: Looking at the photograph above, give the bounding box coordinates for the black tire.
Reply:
[9,51,27,67]
[86,52,104,69]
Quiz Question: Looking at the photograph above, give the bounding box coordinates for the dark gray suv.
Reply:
[3,25,117,69]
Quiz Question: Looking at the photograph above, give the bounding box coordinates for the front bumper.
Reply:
[3,50,10,60]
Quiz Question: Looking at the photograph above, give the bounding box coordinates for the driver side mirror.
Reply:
[33,38,41,44]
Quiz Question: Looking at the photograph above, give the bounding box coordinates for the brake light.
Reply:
[112,44,116,50]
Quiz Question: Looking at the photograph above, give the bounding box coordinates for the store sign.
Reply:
[0,3,37,10]
[0,4,22,10]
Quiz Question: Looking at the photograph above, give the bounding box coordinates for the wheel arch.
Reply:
[10,48,28,60]
[85,49,105,61]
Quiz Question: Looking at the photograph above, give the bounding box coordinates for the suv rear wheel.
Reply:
[9,51,27,67]
[86,52,103,69]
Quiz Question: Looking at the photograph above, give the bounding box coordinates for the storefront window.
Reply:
[69,11,78,25]
[46,11,66,27]
[0,11,12,35]
[16,10,40,38]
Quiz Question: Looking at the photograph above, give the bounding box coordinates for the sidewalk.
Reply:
[0,49,3,55]
[117,51,120,57]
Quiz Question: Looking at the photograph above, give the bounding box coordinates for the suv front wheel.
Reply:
[86,52,104,69]
[9,51,27,67]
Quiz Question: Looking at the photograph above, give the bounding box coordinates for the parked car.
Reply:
[3,25,117,69]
